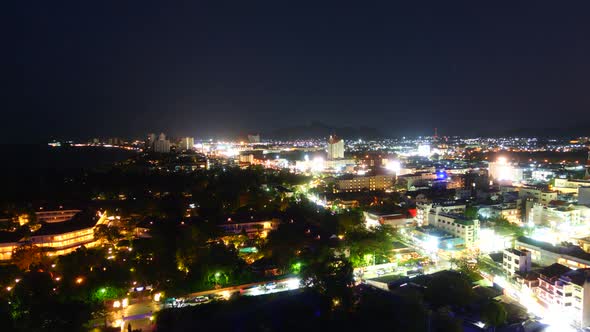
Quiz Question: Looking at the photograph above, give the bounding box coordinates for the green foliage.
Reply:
[464,206,479,220]
[94,224,123,246]
[9,272,92,331]
[481,300,507,328]
[425,271,475,309]
[491,216,524,237]
[12,244,44,271]
[346,225,395,268]
[300,251,354,311]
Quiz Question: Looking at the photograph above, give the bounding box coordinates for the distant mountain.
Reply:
[494,124,590,138]
[265,122,384,140]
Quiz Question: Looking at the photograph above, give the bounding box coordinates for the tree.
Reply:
[464,206,479,220]
[425,271,474,309]
[94,224,123,246]
[481,300,507,331]
[346,225,395,268]
[301,252,354,311]
[10,272,92,331]
[12,244,44,271]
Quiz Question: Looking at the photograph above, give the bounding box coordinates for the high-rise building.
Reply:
[146,133,156,150]
[247,134,261,143]
[180,137,195,151]
[488,157,523,183]
[585,149,590,180]
[153,133,171,153]
[327,135,344,160]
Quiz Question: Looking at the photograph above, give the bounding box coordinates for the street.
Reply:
[103,277,302,331]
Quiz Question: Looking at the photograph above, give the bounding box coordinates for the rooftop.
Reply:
[436,212,475,226]
[538,263,572,281]
[517,236,590,262]
[33,210,101,236]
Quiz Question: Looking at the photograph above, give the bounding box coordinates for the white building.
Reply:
[180,137,194,151]
[502,248,532,276]
[327,135,344,160]
[579,187,590,206]
[519,187,557,206]
[335,173,394,192]
[36,209,81,223]
[153,133,171,153]
[415,201,466,226]
[530,203,582,227]
[488,157,524,183]
[429,212,480,247]
[535,265,590,328]
[554,178,590,194]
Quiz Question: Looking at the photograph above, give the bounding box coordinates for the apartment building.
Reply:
[429,212,480,247]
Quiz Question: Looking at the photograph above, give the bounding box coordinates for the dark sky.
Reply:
[5,1,590,142]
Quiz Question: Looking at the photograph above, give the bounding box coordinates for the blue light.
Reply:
[436,171,447,180]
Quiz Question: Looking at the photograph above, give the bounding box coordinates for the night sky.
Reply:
[5,1,590,142]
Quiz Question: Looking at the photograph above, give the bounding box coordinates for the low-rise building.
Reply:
[580,187,590,206]
[415,200,466,226]
[554,178,590,194]
[519,187,558,206]
[335,173,394,193]
[363,211,413,228]
[35,209,81,223]
[516,236,590,269]
[529,202,583,227]
[0,210,109,261]
[502,248,532,276]
[429,212,480,247]
[218,219,279,238]
[534,264,590,328]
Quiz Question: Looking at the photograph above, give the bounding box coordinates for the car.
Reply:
[375,269,386,276]
[406,269,422,277]
[195,296,209,303]
[265,282,277,290]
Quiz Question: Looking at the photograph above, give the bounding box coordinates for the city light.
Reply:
[286,278,301,290]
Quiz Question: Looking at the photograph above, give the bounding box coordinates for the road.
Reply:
[103,277,302,331]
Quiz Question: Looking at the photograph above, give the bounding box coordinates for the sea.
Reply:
[0,144,137,171]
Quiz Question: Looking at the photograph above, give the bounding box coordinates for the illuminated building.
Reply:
[0,210,109,261]
[534,264,590,328]
[396,172,437,191]
[417,144,431,157]
[247,134,261,143]
[580,187,590,206]
[519,187,557,206]
[429,212,480,247]
[586,150,590,180]
[239,154,255,165]
[327,135,344,160]
[335,173,394,192]
[153,133,171,153]
[179,137,195,151]
[553,178,590,194]
[502,248,532,276]
[146,133,156,149]
[35,209,81,223]
[529,202,582,227]
[516,236,590,269]
[415,201,466,226]
[363,211,413,228]
[488,157,523,183]
[218,219,278,238]
[478,203,521,224]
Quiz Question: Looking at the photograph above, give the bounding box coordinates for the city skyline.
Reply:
[5,1,590,142]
